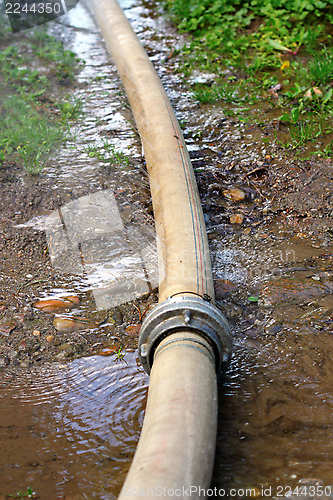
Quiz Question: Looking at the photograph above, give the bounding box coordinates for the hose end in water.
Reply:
[138,296,232,376]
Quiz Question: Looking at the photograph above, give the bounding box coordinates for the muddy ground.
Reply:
[0,0,333,370]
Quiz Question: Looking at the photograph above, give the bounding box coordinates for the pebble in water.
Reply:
[33,296,81,313]
[53,316,99,332]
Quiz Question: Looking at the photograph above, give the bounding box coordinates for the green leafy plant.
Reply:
[162,0,333,156]
[114,346,126,361]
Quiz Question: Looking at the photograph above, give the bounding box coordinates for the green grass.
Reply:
[0,94,70,174]
[84,138,130,166]
[308,47,333,85]
[0,13,84,174]
[160,0,333,156]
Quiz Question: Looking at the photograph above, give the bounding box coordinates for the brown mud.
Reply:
[0,0,333,498]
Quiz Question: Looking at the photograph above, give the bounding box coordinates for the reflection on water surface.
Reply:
[0,353,147,498]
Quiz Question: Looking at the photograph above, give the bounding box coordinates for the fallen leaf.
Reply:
[305,87,322,99]
[248,296,259,302]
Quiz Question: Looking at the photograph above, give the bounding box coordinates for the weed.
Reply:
[114,346,125,361]
[31,32,83,82]
[308,47,333,85]
[7,486,35,498]
[288,120,321,148]
[83,138,130,165]
[58,97,83,121]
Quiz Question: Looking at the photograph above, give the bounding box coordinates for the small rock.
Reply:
[223,188,246,202]
[125,324,141,334]
[110,308,123,325]
[220,303,242,318]
[6,349,18,360]
[98,347,116,356]
[0,320,17,337]
[34,296,81,313]
[53,316,98,332]
[56,352,68,360]
[230,213,244,224]
[20,360,30,368]
[58,342,76,357]
[32,330,41,337]
[0,355,9,367]
[46,335,54,342]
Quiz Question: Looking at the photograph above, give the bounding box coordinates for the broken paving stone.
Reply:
[259,278,329,307]
[33,296,80,313]
[230,213,244,224]
[53,316,98,332]
[223,188,246,202]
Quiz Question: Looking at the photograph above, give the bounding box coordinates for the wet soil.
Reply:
[0,0,333,498]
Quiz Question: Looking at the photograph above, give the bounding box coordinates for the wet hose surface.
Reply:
[86,0,232,495]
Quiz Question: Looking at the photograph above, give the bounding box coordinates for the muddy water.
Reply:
[0,353,147,498]
[1,0,333,499]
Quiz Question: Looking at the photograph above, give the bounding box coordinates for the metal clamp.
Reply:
[138,295,232,375]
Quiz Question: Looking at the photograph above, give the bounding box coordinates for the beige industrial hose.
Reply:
[87,0,232,497]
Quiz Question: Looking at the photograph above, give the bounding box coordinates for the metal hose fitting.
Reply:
[139,295,232,375]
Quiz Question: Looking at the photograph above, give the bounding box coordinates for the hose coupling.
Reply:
[138,295,232,375]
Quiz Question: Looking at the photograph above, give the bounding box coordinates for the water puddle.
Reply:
[0,353,147,498]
